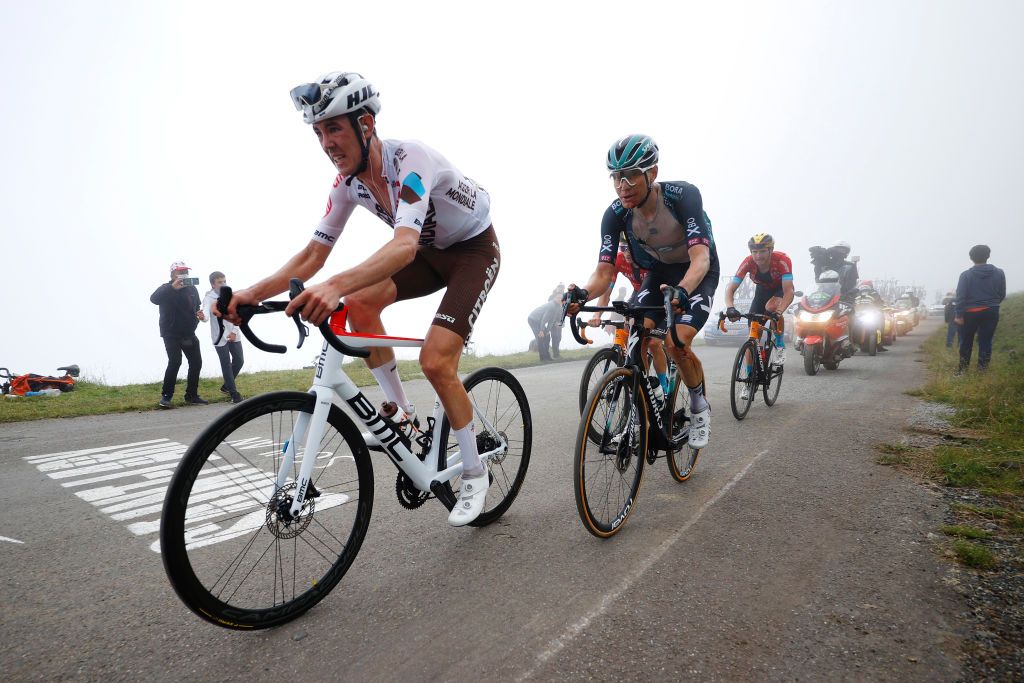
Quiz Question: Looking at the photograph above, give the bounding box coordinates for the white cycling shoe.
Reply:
[739,386,751,401]
[773,347,786,366]
[448,472,490,527]
[689,406,711,449]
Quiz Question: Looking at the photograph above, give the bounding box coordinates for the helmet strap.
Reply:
[344,112,371,187]
[636,172,656,209]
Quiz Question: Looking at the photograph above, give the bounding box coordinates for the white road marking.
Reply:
[0,536,25,544]
[518,448,772,682]
[25,438,349,554]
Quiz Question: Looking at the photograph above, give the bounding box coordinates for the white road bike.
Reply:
[160,281,532,629]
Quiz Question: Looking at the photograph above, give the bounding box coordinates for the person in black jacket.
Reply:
[942,291,958,348]
[954,245,1006,372]
[810,241,859,297]
[150,261,208,407]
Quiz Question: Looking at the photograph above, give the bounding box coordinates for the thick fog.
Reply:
[2,0,1020,384]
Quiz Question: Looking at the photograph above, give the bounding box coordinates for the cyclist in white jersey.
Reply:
[225,72,500,527]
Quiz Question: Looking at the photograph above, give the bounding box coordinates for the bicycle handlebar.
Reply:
[562,293,688,350]
[717,310,780,334]
[215,279,371,358]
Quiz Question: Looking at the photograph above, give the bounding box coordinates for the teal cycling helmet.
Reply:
[606,134,659,172]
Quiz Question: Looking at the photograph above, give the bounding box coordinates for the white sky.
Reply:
[2,0,1021,385]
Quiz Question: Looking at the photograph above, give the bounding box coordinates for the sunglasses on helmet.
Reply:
[289,73,362,112]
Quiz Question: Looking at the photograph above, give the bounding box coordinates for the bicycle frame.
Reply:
[720,311,781,387]
[275,336,508,518]
[572,303,678,450]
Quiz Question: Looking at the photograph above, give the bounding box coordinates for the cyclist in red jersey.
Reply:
[724,233,795,381]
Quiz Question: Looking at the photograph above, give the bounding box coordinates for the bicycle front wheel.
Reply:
[161,391,374,630]
[763,344,783,407]
[438,367,532,527]
[730,340,758,420]
[574,367,647,538]
[666,372,701,482]
[578,347,622,414]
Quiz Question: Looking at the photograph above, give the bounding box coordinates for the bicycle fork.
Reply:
[265,389,332,519]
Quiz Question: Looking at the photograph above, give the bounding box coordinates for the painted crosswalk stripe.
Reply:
[25,438,349,554]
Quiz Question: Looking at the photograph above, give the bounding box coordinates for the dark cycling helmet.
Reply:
[748,232,774,250]
[606,135,659,172]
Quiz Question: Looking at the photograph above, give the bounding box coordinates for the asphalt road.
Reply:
[0,320,962,681]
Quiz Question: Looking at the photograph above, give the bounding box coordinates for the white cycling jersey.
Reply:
[312,139,491,250]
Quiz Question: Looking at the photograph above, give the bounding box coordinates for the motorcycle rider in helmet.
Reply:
[854,280,889,352]
[810,240,859,297]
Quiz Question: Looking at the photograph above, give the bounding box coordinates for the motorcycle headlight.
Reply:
[798,310,834,322]
[858,311,880,323]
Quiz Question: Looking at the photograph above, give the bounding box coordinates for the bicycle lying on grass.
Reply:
[718,311,784,420]
[160,280,532,629]
[565,289,701,538]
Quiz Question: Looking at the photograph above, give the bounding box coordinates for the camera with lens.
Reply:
[177,276,200,286]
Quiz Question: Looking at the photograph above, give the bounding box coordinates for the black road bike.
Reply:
[566,290,702,538]
[720,311,784,420]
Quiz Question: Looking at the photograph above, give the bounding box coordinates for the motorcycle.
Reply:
[851,294,883,356]
[893,300,915,335]
[881,307,897,346]
[794,278,856,375]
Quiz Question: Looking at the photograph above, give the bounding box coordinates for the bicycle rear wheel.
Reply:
[574,367,647,538]
[730,340,758,420]
[762,341,783,406]
[438,367,532,527]
[161,391,374,630]
[578,346,621,414]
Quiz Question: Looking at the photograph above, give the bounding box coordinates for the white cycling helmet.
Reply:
[289,72,381,125]
[817,269,840,283]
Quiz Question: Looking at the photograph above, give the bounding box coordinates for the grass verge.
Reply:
[876,292,1022,571]
[0,347,598,424]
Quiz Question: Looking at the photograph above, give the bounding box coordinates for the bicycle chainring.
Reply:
[395,472,429,510]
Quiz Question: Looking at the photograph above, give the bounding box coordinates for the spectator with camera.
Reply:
[201,271,245,404]
[151,261,208,408]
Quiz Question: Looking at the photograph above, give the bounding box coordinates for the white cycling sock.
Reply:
[370,360,413,415]
[689,381,709,413]
[454,423,485,478]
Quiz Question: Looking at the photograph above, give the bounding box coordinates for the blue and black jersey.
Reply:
[598,181,720,279]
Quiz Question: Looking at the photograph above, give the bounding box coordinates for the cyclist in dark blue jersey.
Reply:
[567,135,719,449]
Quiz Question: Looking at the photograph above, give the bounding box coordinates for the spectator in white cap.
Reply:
[150,261,208,408]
